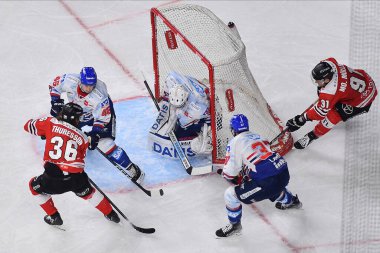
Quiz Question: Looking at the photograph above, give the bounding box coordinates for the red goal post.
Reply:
[150,4,293,165]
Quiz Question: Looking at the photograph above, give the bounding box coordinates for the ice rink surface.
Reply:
[1,1,370,252]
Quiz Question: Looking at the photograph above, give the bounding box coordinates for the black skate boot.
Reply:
[44,212,63,226]
[294,131,318,149]
[105,210,120,223]
[275,195,302,210]
[215,222,242,238]
[127,164,145,184]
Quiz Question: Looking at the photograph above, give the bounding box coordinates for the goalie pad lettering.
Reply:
[147,132,195,159]
[150,101,178,135]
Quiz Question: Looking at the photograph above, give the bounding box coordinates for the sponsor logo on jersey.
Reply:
[101,99,109,107]
[153,141,195,158]
[342,104,353,115]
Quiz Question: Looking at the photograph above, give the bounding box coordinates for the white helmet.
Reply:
[169,84,189,107]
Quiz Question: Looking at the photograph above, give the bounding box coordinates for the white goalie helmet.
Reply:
[169,84,189,107]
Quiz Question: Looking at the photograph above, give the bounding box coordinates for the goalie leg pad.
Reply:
[190,123,213,154]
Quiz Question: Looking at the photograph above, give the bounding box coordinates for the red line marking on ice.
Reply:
[250,204,301,253]
[59,0,143,90]
[113,95,148,103]
[89,0,181,29]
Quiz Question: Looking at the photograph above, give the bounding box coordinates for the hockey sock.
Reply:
[226,205,242,224]
[276,188,293,205]
[40,197,58,216]
[107,146,132,168]
[83,188,113,215]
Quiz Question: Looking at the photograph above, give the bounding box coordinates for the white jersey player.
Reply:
[149,71,212,157]
[49,67,144,183]
[215,114,302,238]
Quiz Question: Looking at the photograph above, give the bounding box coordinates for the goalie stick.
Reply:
[96,147,164,197]
[142,72,212,176]
[269,99,318,145]
[88,177,156,234]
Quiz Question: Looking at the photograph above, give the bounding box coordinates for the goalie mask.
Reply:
[169,85,189,108]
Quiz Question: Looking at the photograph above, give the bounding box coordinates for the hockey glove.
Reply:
[50,98,64,117]
[86,126,102,150]
[286,114,308,132]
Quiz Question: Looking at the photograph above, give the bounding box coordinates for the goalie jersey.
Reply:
[164,71,210,128]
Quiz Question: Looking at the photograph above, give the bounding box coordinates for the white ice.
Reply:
[0,1,356,253]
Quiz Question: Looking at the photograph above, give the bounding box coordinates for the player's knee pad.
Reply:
[224,186,241,210]
[29,176,45,195]
[108,146,132,168]
[97,138,116,154]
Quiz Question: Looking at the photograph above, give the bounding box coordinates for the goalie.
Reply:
[148,71,212,157]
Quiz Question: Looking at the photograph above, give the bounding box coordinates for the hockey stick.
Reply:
[142,72,212,176]
[96,147,164,197]
[88,177,156,234]
[269,99,318,145]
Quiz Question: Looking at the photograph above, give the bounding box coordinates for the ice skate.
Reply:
[275,195,302,210]
[105,210,120,223]
[44,212,63,226]
[127,164,145,184]
[215,222,242,238]
[294,131,318,149]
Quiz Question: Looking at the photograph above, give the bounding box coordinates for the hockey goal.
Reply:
[151,3,293,165]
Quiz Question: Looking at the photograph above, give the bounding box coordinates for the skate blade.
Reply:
[49,225,66,231]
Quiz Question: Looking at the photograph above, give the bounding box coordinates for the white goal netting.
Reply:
[151,3,292,164]
[341,1,380,252]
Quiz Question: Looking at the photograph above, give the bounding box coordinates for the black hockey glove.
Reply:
[50,98,64,117]
[87,132,100,150]
[286,114,308,132]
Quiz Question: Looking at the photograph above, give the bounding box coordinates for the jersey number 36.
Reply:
[49,136,78,161]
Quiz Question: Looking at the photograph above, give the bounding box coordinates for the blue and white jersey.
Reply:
[49,73,113,129]
[222,131,287,181]
[164,71,210,128]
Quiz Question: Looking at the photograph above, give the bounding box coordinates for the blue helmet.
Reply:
[80,67,97,86]
[230,114,249,134]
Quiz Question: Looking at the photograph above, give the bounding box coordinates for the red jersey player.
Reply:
[286,57,377,149]
[25,102,120,226]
